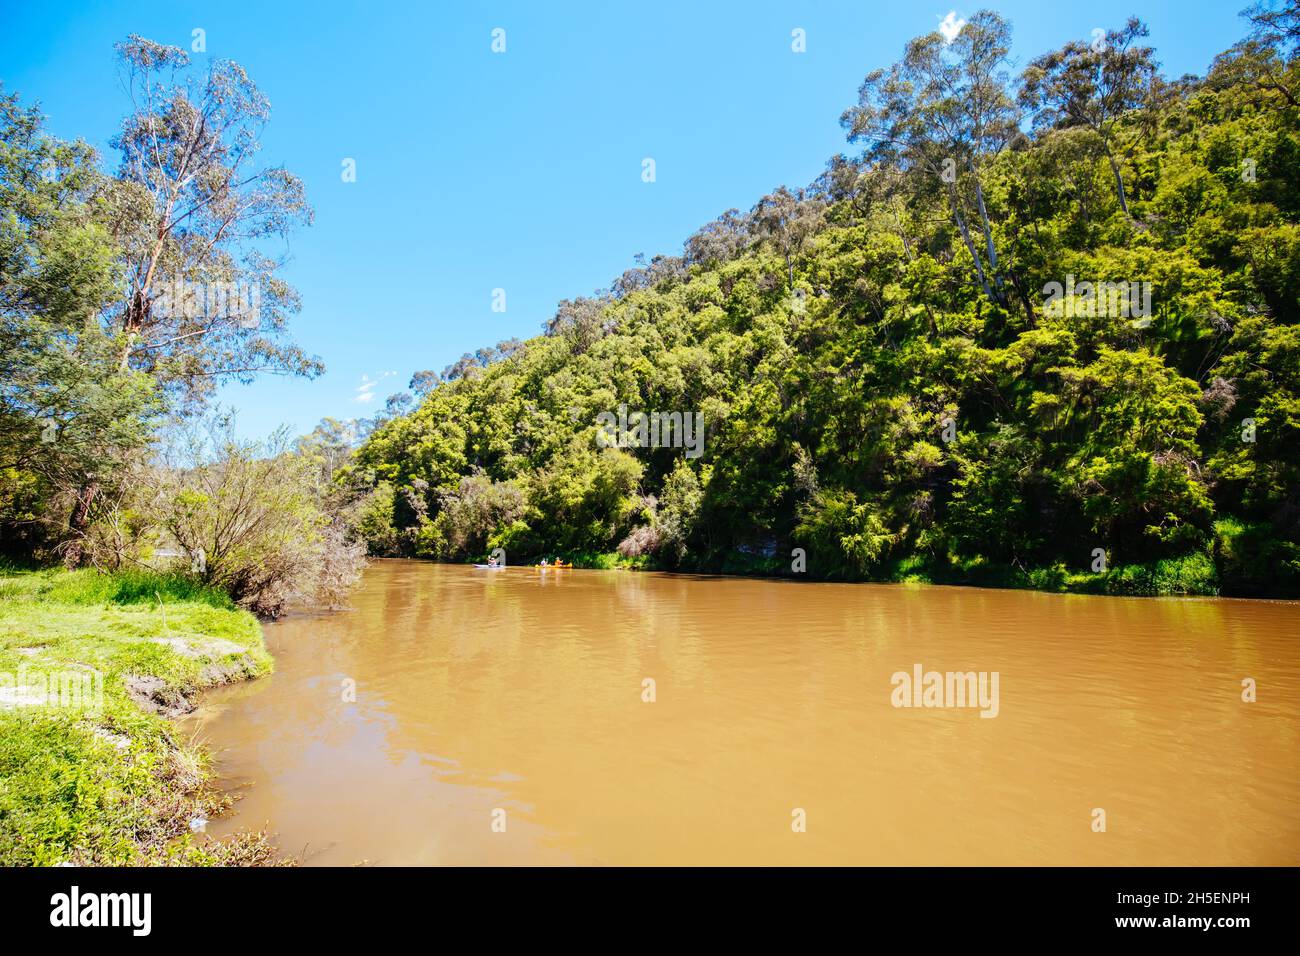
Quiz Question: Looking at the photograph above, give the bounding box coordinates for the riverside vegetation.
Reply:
[347,6,1300,598]
[1,38,361,864]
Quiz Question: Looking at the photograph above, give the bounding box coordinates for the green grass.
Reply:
[0,565,236,608]
[0,566,276,866]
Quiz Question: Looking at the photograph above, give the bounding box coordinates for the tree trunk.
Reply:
[948,187,996,305]
[1105,149,1129,215]
[968,160,1004,302]
[63,479,99,569]
[1009,270,1039,326]
[119,213,173,370]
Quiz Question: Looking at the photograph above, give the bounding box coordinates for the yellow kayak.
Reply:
[535,562,572,569]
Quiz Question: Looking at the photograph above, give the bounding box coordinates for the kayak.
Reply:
[473,564,505,570]
[535,563,573,569]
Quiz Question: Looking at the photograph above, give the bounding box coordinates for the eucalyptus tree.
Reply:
[410,369,442,397]
[684,208,751,268]
[811,154,869,221]
[543,296,613,353]
[945,11,1020,302]
[841,10,1019,306]
[109,36,319,400]
[1210,0,1300,107]
[294,416,363,487]
[1245,0,1300,56]
[442,352,484,382]
[611,252,687,297]
[1019,18,1163,215]
[49,36,321,565]
[411,343,522,404]
[751,186,824,287]
[495,337,525,360]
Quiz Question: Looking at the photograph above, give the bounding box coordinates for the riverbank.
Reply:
[0,566,283,865]
[475,518,1294,598]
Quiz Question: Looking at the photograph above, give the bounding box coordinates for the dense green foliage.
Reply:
[0,87,161,561]
[349,6,1300,596]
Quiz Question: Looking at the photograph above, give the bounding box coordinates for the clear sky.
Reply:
[1,0,1250,440]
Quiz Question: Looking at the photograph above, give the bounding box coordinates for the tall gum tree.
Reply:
[1019,18,1165,217]
[109,36,319,396]
[63,36,322,566]
[841,10,1020,308]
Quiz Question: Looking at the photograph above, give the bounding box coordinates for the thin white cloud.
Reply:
[938,11,966,43]
[352,370,396,404]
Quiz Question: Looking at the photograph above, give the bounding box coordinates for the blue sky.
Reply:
[2,0,1249,439]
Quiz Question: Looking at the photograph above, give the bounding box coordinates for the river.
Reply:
[188,559,1300,865]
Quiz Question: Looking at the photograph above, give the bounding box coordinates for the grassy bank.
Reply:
[0,565,281,865]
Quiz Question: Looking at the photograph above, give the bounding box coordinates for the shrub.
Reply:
[1214,518,1300,597]
[1103,552,1218,596]
[145,420,366,618]
[353,481,401,556]
[419,474,526,559]
[617,523,661,558]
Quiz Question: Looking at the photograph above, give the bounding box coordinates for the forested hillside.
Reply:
[346,8,1300,596]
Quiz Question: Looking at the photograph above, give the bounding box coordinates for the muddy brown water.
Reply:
[187,559,1300,865]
